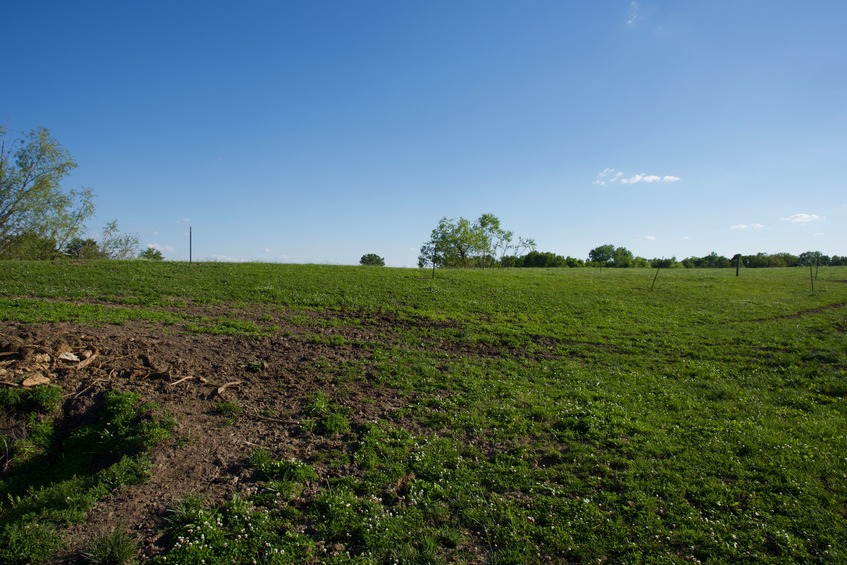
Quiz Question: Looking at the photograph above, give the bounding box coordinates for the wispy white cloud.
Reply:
[592,168,622,186]
[730,223,764,230]
[643,235,656,241]
[177,218,191,225]
[147,243,175,254]
[626,1,641,25]
[593,168,681,186]
[781,213,823,224]
[629,174,661,183]
[210,255,243,262]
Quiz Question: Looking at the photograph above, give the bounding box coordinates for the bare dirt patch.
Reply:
[1,314,420,563]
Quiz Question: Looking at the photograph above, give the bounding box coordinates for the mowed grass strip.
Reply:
[1,261,846,562]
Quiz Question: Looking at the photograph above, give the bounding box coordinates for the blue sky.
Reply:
[3,1,845,266]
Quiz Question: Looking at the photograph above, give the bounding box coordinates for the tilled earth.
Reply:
[0,312,438,563]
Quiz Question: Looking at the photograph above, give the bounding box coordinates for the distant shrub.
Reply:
[360,253,385,266]
[138,247,164,261]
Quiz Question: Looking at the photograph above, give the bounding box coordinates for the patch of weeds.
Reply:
[0,384,63,415]
[245,359,266,373]
[298,418,317,434]
[98,455,152,490]
[250,449,318,483]
[310,487,367,545]
[0,391,174,563]
[353,422,415,483]
[215,400,244,418]
[249,450,317,505]
[0,521,63,565]
[152,495,315,564]
[320,412,350,436]
[307,390,332,415]
[307,333,348,346]
[301,424,478,562]
[83,526,138,565]
[310,447,347,471]
[306,391,350,436]
[214,400,244,426]
[2,415,55,472]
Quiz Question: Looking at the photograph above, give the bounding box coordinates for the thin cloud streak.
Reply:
[626,1,641,26]
[730,224,764,230]
[593,168,681,186]
[781,213,823,223]
[147,243,175,254]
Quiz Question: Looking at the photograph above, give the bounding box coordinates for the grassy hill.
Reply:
[1,261,845,563]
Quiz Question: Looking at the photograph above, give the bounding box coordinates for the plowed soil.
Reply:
[0,312,427,563]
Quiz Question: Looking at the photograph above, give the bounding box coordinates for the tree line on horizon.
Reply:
[419,216,846,270]
[509,248,847,269]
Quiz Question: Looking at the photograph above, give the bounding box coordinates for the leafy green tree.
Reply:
[741,252,799,268]
[588,244,615,267]
[65,237,105,259]
[418,214,535,269]
[633,256,651,268]
[139,247,164,261]
[797,251,822,267]
[359,253,385,266]
[475,213,535,267]
[475,213,499,267]
[703,252,731,268]
[565,256,585,268]
[499,255,520,268]
[613,246,634,268]
[419,217,479,269]
[502,235,536,266]
[478,213,536,266]
[418,239,439,269]
[0,231,58,260]
[519,250,567,268]
[681,252,731,268]
[650,257,676,269]
[588,244,635,268]
[0,127,94,258]
[100,220,139,259]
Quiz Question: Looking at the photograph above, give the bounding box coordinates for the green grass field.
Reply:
[1,261,845,563]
